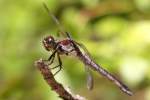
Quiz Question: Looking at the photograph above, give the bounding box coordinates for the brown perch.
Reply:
[35,59,85,100]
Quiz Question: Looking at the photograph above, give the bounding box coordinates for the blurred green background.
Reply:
[0,0,150,100]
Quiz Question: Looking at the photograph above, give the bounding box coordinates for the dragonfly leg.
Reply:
[43,49,57,65]
[44,48,59,65]
[52,53,62,76]
[48,49,57,61]
[47,54,55,65]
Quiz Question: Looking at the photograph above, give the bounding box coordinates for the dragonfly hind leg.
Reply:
[43,50,62,76]
[51,53,62,76]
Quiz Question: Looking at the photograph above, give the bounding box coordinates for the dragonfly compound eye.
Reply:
[43,36,56,51]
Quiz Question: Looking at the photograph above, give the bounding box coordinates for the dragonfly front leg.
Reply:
[46,49,57,65]
[51,53,62,76]
[43,50,56,65]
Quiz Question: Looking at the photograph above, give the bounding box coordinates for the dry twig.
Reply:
[35,59,85,100]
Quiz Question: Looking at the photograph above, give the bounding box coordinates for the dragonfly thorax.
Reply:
[43,36,57,51]
[58,40,75,55]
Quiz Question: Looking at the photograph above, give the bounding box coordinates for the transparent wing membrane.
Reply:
[43,3,67,37]
[85,65,94,90]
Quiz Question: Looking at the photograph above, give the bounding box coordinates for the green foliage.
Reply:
[0,0,150,100]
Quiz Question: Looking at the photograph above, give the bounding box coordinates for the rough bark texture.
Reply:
[35,59,85,100]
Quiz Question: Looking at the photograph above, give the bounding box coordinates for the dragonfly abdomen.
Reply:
[78,54,133,96]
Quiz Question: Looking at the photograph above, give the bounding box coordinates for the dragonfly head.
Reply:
[42,36,57,51]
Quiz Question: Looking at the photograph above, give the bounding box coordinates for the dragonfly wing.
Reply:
[43,3,67,37]
[73,41,94,90]
[43,3,80,40]
[85,65,94,90]
[74,41,93,59]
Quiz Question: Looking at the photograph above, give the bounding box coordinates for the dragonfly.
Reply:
[42,3,133,96]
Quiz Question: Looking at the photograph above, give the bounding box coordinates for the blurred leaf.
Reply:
[94,17,128,39]
[119,56,148,86]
